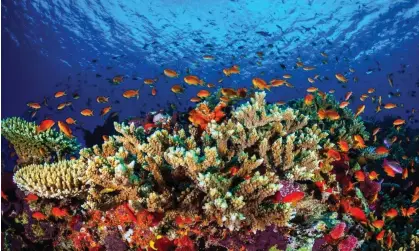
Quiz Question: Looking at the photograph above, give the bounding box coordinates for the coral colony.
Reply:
[2,91,419,250]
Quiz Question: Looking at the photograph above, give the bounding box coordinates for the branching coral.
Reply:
[1,117,79,165]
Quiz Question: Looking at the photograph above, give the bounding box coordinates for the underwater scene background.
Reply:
[1,0,419,250]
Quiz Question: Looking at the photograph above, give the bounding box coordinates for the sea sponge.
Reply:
[13,160,87,198]
[1,117,79,165]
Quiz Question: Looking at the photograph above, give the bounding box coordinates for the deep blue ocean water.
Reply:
[2,0,419,144]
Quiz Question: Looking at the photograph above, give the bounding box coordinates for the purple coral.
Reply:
[104,232,128,251]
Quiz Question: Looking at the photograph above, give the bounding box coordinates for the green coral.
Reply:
[1,117,79,165]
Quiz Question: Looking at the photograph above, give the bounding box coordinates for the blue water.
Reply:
[2,0,419,145]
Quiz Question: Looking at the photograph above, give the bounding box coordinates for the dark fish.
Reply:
[280,64,286,70]
[92,59,98,63]
[96,74,102,78]
[256,31,271,37]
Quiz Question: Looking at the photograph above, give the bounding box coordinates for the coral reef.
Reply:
[1,117,79,165]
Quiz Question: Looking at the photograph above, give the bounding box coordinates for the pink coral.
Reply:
[337,235,358,251]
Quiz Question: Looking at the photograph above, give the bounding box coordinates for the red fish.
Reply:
[1,191,8,201]
[375,146,389,155]
[349,207,368,223]
[51,207,69,218]
[401,207,416,217]
[37,119,55,133]
[281,191,305,204]
[329,222,346,240]
[384,208,398,219]
[32,212,47,220]
[327,149,341,161]
[371,219,384,229]
[337,140,349,152]
[230,166,239,176]
[57,121,73,138]
[376,230,385,241]
[25,193,39,202]
[354,170,365,182]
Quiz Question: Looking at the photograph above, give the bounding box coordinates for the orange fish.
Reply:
[367,88,375,94]
[57,121,73,138]
[375,146,389,155]
[207,83,215,88]
[283,74,292,79]
[184,75,204,85]
[143,123,156,133]
[372,127,381,136]
[270,79,287,87]
[1,191,8,201]
[368,171,379,180]
[57,103,67,110]
[236,88,247,98]
[203,55,215,60]
[304,94,314,105]
[102,135,109,141]
[81,108,94,116]
[281,191,305,204]
[360,94,369,102]
[326,110,340,120]
[51,207,69,218]
[318,109,327,120]
[353,135,366,149]
[171,85,184,94]
[371,220,384,229]
[151,88,157,96]
[384,103,397,109]
[54,91,66,98]
[354,104,366,118]
[306,87,318,93]
[386,232,393,249]
[344,91,353,101]
[252,78,270,90]
[37,119,55,133]
[327,149,341,161]
[65,117,76,125]
[354,170,365,182]
[349,207,368,223]
[384,208,398,219]
[337,140,349,152]
[376,230,385,241]
[223,65,240,76]
[24,193,38,202]
[402,168,408,180]
[308,78,315,84]
[123,89,139,99]
[96,96,109,103]
[296,62,304,67]
[329,89,335,94]
[163,69,178,78]
[27,102,41,109]
[190,97,201,103]
[401,207,416,217]
[383,166,396,177]
[221,88,237,97]
[197,90,210,98]
[32,212,47,220]
[100,106,112,117]
[230,166,239,176]
[339,101,350,109]
[335,73,348,83]
[303,66,316,71]
[412,192,419,203]
[393,119,405,126]
[113,75,124,84]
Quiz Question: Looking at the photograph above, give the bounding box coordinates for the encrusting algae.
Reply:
[3,91,417,250]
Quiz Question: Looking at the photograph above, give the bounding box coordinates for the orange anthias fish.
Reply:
[236,88,247,98]
[327,149,341,161]
[393,119,405,126]
[281,191,305,204]
[338,140,349,152]
[57,103,67,110]
[304,94,314,105]
[375,146,389,155]
[54,91,66,98]
[368,88,375,94]
[371,220,384,229]
[335,73,348,83]
[386,232,393,249]
[151,88,157,96]
[383,165,396,177]
[353,135,366,148]
[303,66,316,71]
[308,77,315,84]
[58,121,73,138]
[123,90,139,99]
[100,106,112,117]
[221,88,237,98]
[402,168,408,179]
[197,90,210,98]
[326,110,340,120]
[113,75,124,84]
[368,171,379,180]
[96,96,109,103]
[384,208,398,219]
[25,193,39,202]
[144,78,157,85]
[376,230,385,241]
[318,109,327,120]
[270,79,287,87]
[283,74,292,79]
[65,117,76,125]
[349,207,368,223]
[384,103,397,109]
[184,75,204,85]
[171,84,184,94]
[163,69,178,78]
[354,170,365,182]
[32,212,47,220]
[401,207,416,217]
[37,119,55,133]
[143,123,156,133]
[51,207,69,218]
[339,101,350,109]
[354,104,366,118]
[1,191,8,201]
[252,78,270,90]
[344,91,353,101]
[27,102,41,109]
[223,65,240,76]
[372,127,381,136]
[190,97,201,103]
[81,109,94,116]
[188,102,226,130]
[306,87,318,93]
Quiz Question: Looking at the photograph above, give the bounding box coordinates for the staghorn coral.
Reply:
[1,117,79,165]
[13,160,88,199]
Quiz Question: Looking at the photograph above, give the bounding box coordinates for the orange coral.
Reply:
[188,102,226,130]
